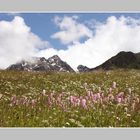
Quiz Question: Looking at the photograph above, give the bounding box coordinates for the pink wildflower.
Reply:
[31,99,36,107]
[56,96,61,104]
[85,96,89,100]
[92,94,97,101]
[109,87,112,93]
[73,96,77,102]
[116,97,122,103]
[19,97,25,105]
[96,93,101,99]
[16,100,19,105]
[48,97,52,106]
[69,96,73,104]
[117,92,124,98]
[69,96,80,107]
[10,95,17,106]
[90,92,94,98]
[11,95,16,102]
[81,99,87,109]
[80,96,83,100]
[25,99,30,107]
[76,98,80,106]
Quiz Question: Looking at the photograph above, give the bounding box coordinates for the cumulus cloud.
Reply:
[51,16,93,44]
[1,15,140,71]
[38,16,140,71]
[0,16,48,69]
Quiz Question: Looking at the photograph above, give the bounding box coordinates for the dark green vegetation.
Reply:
[0,69,139,127]
[92,51,140,70]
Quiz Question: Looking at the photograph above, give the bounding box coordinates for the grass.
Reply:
[0,69,139,127]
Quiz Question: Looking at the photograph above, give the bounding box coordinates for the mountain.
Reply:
[6,51,140,73]
[77,51,140,72]
[7,55,75,72]
[77,65,90,72]
[92,51,140,70]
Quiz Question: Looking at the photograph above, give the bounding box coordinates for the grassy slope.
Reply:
[0,69,140,127]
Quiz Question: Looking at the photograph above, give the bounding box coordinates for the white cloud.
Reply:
[37,16,140,71]
[51,16,93,44]
[0,15,140,71]
[0,16,48,69]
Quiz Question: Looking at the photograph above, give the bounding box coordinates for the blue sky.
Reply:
[0,13,140,70]
[0,13,140,50]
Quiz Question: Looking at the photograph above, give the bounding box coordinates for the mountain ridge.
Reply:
[7,55,75,72]
[77,51,140,72]
[6,51,140,72]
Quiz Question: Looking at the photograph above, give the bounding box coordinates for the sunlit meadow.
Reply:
[0,69,139,127]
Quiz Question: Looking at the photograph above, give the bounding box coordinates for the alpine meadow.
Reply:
[0,13,140,127]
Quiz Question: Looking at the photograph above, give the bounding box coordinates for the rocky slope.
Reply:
[77,65,90,72]
[7,55,75,72]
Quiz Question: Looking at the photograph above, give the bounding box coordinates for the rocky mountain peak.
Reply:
[40,57,47,62]
[7,55,75,72]
[50,55,60,60]
[77,65,90,72]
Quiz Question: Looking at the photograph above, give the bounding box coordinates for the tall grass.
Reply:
[0,69,139,127]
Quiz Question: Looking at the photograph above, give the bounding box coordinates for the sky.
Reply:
[0,13,140,70]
